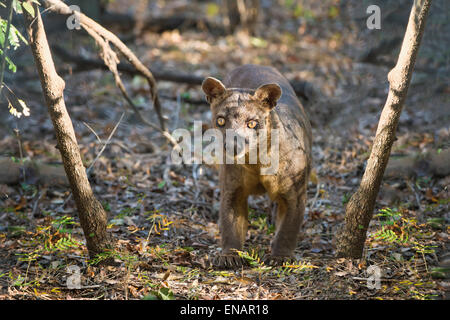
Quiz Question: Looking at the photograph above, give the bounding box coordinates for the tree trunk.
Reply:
[23,1,112,259]
[336,0,432,258]
[223,0,259,35]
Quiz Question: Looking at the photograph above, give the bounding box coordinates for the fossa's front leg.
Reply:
[213,167,249,268]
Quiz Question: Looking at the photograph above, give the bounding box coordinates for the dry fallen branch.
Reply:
[99,12,227,35]
[51,45,316,102]
[51,45,205,85]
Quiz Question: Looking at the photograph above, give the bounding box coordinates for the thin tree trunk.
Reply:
[223,0,259,35]
[23,1,112,259]
[336,0,432,258]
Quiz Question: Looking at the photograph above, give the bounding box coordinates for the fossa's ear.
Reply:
[253,83,282,110]
[202,77,226,103]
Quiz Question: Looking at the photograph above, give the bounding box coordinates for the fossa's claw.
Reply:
[212,254,248,269]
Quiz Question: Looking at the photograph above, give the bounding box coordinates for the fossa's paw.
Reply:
[212,253,248,269]
[263,255,293,266]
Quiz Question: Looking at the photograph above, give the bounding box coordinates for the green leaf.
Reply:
[21,2,35,17]
[5,55,17,72]
[142,293,159,300]
[0,20,28,51]
[12,24,28,46]
[145,288,174,300]
[157,287,174,300]
[0,23,4,47]
[12,0,22,14]
[157,181,166,189]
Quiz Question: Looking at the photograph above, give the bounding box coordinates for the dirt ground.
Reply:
[0,0,448,300]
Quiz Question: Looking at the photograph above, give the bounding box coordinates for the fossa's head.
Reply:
[202,77,281,160]
[201,77,281,134]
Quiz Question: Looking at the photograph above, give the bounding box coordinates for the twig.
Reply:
[13,127,25,183]
[310,183,322,209]
[82,121,101,143]
[58,112,125,210]
[30,188,46,221]
[351,277,396,282]
[86,112,125,175]
[406,180,422,211]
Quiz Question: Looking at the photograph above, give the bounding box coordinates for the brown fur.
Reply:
[202,64,312,268]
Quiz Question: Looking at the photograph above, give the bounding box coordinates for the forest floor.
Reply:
[0,0,448,300]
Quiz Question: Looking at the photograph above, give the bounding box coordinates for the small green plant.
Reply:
[145,212,174,240]
[249,213,275,235]
[143,287,174,300]
[372,208,416,245]
[8,270,40,288]
[274,261,318,277]
[45,235,81,252]
[20,182,37,196]
[373,227,409,244]
[370,206,438,271]
[102,201,111,212]
[177,266,200,282]
[375,207,402,225]
[51,215,77,233]
[236,249,266,268]
[90,250,135,269]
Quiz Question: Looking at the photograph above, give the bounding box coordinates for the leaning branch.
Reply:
[41,0,166,131]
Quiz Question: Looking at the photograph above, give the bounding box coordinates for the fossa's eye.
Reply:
[247,120,258,129]
[216,117,226,127]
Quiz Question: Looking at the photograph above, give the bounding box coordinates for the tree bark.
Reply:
[336,0,432,258]
[23,1,112,259]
